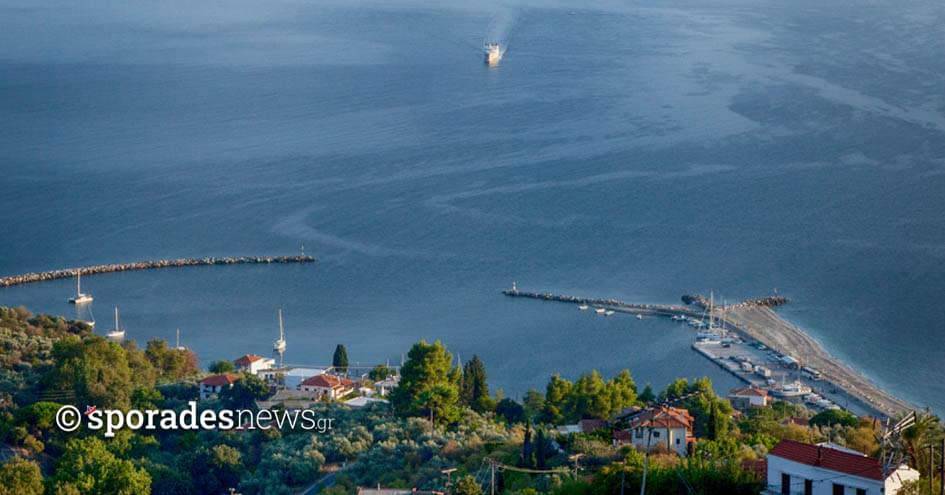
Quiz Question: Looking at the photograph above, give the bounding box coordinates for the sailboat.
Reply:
[107,307,125,340]
[175,328,186,351]
[273,309,286,354]
[68,272,93,304]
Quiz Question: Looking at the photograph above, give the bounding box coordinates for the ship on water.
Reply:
[484,42,502,65]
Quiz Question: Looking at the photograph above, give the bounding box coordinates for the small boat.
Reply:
[594,307,606,315]
[671,315,686,322]
[774,380,812,398]
[484,42,502,65]
[273,309,286,353]
[635,314,643,320]
[578,304,589,311]
[68,273,93,304]
[604,310,616,316]
[107,307,125,340]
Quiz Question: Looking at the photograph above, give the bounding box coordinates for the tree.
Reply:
[50,437,151,494]
[639,383,656,404]
[460,355,493,412]
[452,475,483,495]
[523,389,546,421]
[521,420,534,468]
[390,340,460,423]
[535,427,548,469]
[333,345,349,374]
[208,360,235,374]
[542,374,573,424]
[44,336,136,409]
[219,373,269,409]
[369,364,394,381]
[0,457,43,495]
[809,409,858,428]
[496,398,525,424]
[145,339,198,380]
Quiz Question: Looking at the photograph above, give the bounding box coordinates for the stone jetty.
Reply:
[502,288,698,317]
[0,255,317,288]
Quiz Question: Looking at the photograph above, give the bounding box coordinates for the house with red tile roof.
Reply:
[199,373,240,400]
[729,386,771,409]
[298,374,355,400]
[233,354,275,375]
[615,406,694,456]
[764,439,918,495]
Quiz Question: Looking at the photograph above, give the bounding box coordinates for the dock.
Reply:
[0,255,316,288]
[503,287,912,419]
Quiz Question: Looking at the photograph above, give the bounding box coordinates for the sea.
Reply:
[1,0,943,413]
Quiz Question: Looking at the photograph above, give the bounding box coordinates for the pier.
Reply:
[0,255,317,288]
[503,286,912,419]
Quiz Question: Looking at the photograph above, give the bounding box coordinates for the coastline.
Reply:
[503,288,913,419]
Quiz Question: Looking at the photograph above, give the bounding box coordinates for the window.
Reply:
[804,479,813,495]
[780,473,790,495]
[652,431,660,438]
[832,483,845,495]
[675,438,681,445]
[635,429,643,438]
[855,490,865,495]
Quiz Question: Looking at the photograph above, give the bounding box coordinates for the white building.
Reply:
[729,386,771,409]
[298,374,355,400]
[233,354,275,375]
[373,376,399,397]
[614,406,694,457]
[765,440,919,495]
[198,373,240,400]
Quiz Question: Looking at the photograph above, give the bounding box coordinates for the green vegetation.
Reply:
[0,305,941,495]
[333,344,349,374]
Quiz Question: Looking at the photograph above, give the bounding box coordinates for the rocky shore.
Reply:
[0,255,317,288]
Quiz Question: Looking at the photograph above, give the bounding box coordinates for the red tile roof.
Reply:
[300,374,354,390]
[627,406,694,431]
[613,430,632,443]
[729,387,768,397]
[200,373,240,387]
[769,440,883,481]
[234,354,264,367]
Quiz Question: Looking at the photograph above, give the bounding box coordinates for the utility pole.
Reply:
[940,437,944,495]
[490,459,496,495]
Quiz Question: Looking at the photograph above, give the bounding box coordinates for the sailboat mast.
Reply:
[76,272,81,295]
[114,307,119,330]
[278,309,284,341]
[176,328,180,348]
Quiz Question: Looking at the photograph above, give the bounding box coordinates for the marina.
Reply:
[503,286,913,419]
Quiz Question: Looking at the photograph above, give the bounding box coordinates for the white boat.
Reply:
[774,380,812,398]
[578,304,589,311]
[594,307,606,315]
[68,273,93,304]
[107,307,125,340]
[273,309,286,353]
[635,314,643,320]
[484,42,502,65]
[604,310,616,316]
[671,315,686,321]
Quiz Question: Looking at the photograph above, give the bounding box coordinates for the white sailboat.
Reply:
[175,328,186,351]
[273,309,286,354]
[107,307,125,340]
[68,272,93,304]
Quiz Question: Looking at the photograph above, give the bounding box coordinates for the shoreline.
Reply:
[503,288,913,419]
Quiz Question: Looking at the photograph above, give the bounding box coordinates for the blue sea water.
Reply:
[1,0,943,412]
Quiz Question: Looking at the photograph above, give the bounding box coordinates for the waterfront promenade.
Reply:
[503,287,912,419]
[0,255,316,288]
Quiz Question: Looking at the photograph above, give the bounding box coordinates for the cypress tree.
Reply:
[460,355,490,412]
[535,427,547,469]
[332,344,349,374]
[522,420,533,468]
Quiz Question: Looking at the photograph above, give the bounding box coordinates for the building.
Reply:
[616,406,694,456]
[298,374,355,400]
[373,376,399,397]
[344,396,389,408]
[199,373,240,400]
[765,439,919,495]
[233,354,275,375]
[258,366,329,389]
[579,418,608,433]
[357,488,443,495]
[729,386,771,409]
